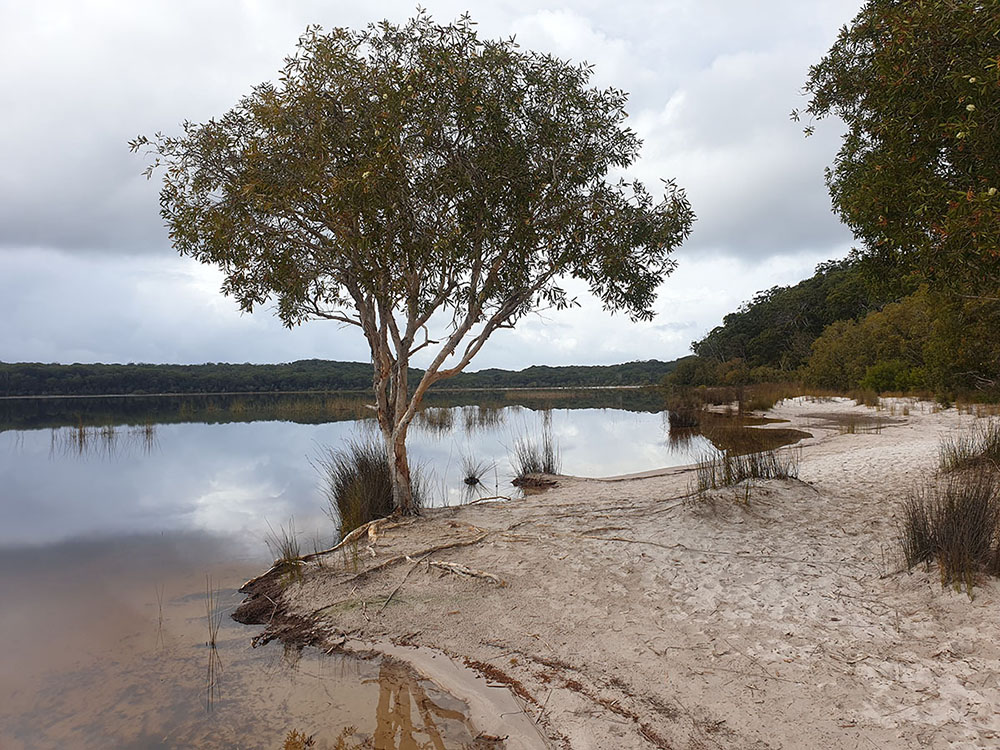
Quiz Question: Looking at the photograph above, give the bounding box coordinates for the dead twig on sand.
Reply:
[429,560,507,586]
[308,533,490,616]
[378,552,433,614]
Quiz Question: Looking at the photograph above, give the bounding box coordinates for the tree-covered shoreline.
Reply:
[0,358,680,397]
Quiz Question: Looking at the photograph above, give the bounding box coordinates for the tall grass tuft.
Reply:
[939,421,1000,473]
[265,518,304,584]
[899,472,1000,595]
[315,438,424,540]
[667,409,700,429]
[511,428,561,479]
[695,447,800,493]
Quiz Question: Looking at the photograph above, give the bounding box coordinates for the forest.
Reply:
[666,257,999,400]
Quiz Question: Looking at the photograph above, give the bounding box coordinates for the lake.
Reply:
[0,389,754,749]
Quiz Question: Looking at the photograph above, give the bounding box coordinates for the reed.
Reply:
[316,438,425,540]
[510,427,561,479]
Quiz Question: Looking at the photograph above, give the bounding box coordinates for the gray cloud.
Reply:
[0,0,864,366]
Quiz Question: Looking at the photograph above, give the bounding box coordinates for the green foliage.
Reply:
[0,358,681,397]
[131,11,693,514]
[805,287,934,392]
[802,0,1000,293]
[691,258,890,372]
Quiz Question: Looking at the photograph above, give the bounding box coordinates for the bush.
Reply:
[316,437,424,540]
[940,421,1000,473]
[860,360,926,393]
[900,471,1000,594]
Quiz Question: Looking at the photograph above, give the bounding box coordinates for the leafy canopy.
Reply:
[799,0,1000,292]
[132,13,693,342]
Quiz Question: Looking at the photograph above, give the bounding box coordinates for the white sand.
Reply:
[260,398,1000,749]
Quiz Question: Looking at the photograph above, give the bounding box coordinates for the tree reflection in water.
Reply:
[371,657,474,750]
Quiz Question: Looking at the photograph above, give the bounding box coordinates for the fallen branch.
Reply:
[378,552,433,614]
[429,560,507,586]
[308,533,490,615]
[303,517,402,561]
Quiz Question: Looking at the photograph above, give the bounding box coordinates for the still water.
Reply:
[0,390,714,748]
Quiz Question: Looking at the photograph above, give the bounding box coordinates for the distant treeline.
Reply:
[667,257,1000,399]
[0,387,672,433]
[0,358,679,397]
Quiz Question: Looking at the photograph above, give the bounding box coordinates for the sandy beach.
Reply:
[235,398,1000,749]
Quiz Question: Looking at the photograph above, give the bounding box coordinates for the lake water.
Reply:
[0,389,725,748]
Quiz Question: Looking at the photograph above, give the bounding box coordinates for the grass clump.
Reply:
[511,428,561,480]
[461,455,494,487]
[265,518,304,584]
[939,421,1000,473]
[315,438,424,540]
[695,447,800,493]
[899,471,1000,595]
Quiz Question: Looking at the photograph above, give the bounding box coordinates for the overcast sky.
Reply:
[0,0,864,369]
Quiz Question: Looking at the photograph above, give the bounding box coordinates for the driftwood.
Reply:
[429,560,507,587]
[308,533,490,616]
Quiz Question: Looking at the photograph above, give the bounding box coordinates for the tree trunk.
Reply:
[387,427,417,515]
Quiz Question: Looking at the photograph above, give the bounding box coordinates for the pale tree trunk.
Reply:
[387,425,416,515]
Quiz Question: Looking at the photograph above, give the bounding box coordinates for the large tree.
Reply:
[132,13,694,514]
[799,0,1000,294]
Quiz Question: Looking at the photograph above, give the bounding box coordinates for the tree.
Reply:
[799,0,1000,294]
[131,13,694,514]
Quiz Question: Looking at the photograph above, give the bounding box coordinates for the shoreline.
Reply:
[235,397,1000,749]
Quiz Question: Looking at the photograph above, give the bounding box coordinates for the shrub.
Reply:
[316,438,424,540]
[939,421,1000,473]
[900,472,1000,594]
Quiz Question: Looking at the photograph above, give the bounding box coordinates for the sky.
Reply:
[0,0,865,370]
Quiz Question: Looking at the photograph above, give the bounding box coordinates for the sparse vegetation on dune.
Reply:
[694,446,800,495]
[899,471,1000,595]
[265,519,305,584]
[939,420,1000,474]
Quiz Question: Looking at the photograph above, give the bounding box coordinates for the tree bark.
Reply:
[388,425,416,515]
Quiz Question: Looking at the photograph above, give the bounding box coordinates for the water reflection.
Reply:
[0,534,483,750]
[48,422,158,459]
[371,657,479,750]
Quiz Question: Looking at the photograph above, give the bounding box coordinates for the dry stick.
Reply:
[241,517,414,591]
[378,552,432,614]
[429,560,506,586]
[309,533,489,616]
